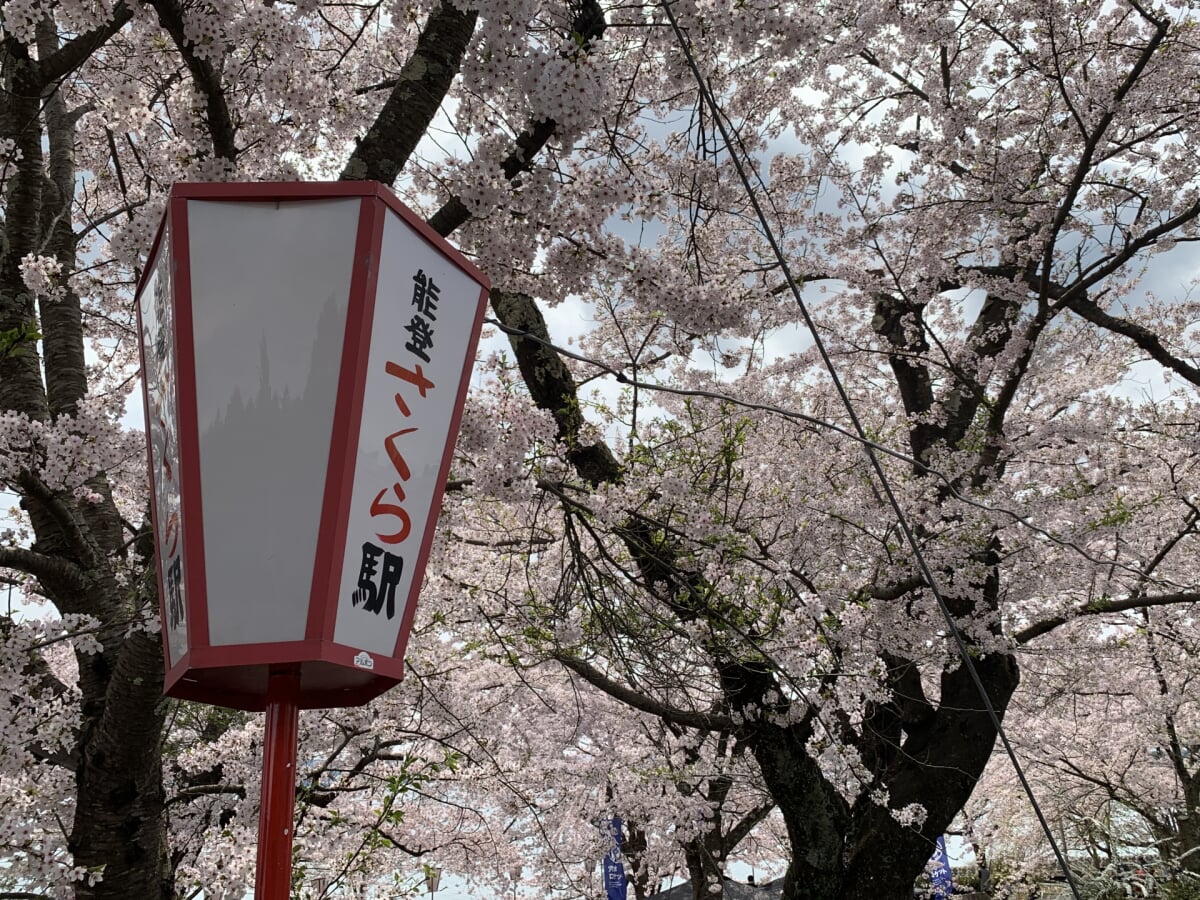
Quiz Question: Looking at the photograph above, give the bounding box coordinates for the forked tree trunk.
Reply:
[1,24,173,899]
[755,653,1019,900]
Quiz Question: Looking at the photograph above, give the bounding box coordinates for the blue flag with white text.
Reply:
[930,835,953,899]
[603,817,628,900]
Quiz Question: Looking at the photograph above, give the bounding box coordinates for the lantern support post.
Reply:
[135,182,490,898]
[256,665,302,900]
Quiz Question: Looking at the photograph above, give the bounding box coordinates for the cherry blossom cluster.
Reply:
[0,398,140,497]
[19,254,67,304]
[4,0,1200,894]
[456,359,559,498]
[0,0,44,43]
[0,616,87,896]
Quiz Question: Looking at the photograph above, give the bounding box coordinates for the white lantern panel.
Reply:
[187,198,360,646]
[140,228,189,665]
[333,206,481,658]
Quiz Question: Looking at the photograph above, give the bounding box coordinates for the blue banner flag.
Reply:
[930,835,953,899]
[603,817,628,900]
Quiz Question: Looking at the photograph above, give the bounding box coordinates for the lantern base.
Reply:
[164,642,404,710]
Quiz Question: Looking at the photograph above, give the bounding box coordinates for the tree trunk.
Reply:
[752,726,847,900]
[69,630,171,900]
[759,652,1019,900]
[1,24,173,898]
[686,835,725,900]
[1171,808,1200,874]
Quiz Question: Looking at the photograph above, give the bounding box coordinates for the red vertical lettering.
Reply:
[370,485,412,545]
[385,361,435,397]
[384,428,418,481]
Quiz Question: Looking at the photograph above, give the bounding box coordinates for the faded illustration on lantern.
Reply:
[139,229,188,665]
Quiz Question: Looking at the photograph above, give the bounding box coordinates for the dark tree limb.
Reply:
[16,472,102,573]
[555,653,734,731]
[339,2,478,185]
[38,17,90,422]
[37,2,133,86]
[0,41,51,423]
[0,546,87,591]
[872,294,938,467]
[492,290,621,486]
[67,628,168,900]
[1015,591,1200,645]
[144,0,238,162]
[1064,293,1200,387]
[723,798,776,852]
[427,0,606,236]
[866,576,926,602]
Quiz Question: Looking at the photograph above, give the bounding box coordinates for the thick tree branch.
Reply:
[555,653,734,732]
[1015,591,1200,645]
[723,799,776,852]
[145,0,237,162]
[0,43,51,423]
[339,2,477,185]
[66,628,166,889]
[872,294,941,467]
[16,472,102,572]
[1063,293,1200,387]
[1036,12,1168,303]
[37,2,133,86]
[166,783,247,806]
[427,0,606,236]
[860,652,933,777]
[0,546,87,591]
[866,576,926,602]
[493,290,621,486]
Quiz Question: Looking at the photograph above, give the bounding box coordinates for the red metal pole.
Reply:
[256,666,302,900]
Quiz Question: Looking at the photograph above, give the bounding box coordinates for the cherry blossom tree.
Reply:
[977,602,1200,883]
[6,0,1200,898]
[429,1,1200,897]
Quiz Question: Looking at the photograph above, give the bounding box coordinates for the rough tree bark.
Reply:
[2,8,169,899]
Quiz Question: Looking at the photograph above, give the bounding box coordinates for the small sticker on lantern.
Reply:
[353,651,375,670]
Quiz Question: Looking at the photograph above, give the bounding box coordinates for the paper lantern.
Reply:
[136,181,489,711]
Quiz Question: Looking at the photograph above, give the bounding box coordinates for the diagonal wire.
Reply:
[655,1,1083,896]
